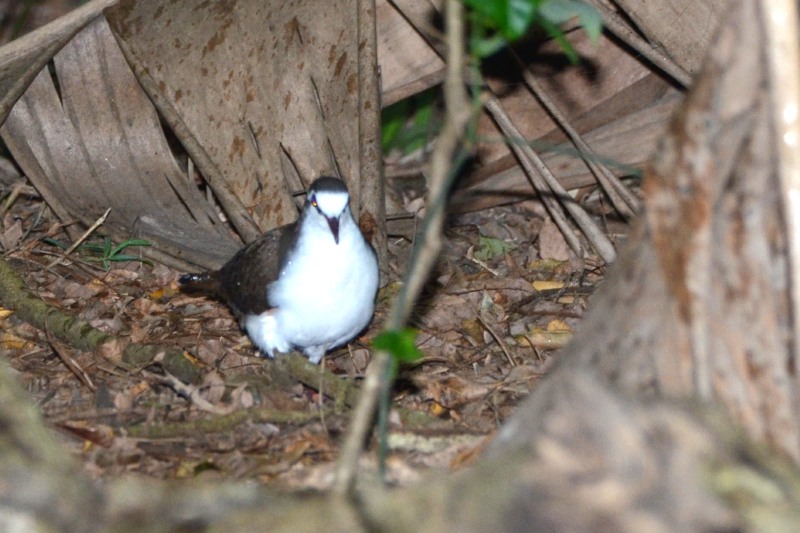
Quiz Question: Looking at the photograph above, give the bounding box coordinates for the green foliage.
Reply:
[474,235,517,261]
[460,0,602,60]
[462,0,538,41]
[44,236,152,270]
[381,89,440,155]
[381,2,601,152]
[373,328,422,366]
[539,0,602,41]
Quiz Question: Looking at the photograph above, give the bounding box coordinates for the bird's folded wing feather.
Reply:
[216,223,298,316]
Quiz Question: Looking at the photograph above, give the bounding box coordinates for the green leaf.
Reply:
[43,235,152,271]
[474,235,516,262]
[381,89,439,155]
[462,0,540,41]
[105,254,153,265]
[470,33,509,58]
[538,17,579,63]
[538,0,602,42]
[459,0,601,60]
[42,238,68,250]
[109,238,151,258]
[373,328,422,364]
[381,99,408,152]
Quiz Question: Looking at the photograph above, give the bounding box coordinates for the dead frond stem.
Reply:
[588,0,692,88]
[484,96,617,263]
[512,52,641,217]
[47,207,111,269]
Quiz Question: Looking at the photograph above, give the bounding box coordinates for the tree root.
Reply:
[0,256,201,383]
[125,405,335,439]
[277,353,362,408]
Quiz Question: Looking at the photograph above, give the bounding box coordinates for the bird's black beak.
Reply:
[326,216,340,244]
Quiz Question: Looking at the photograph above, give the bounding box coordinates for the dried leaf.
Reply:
[0,0,118,124]
[1,17,237,268]
[230,384,254,409]
[538,217,570,261]
[479,290,506,324]
[0,220,23,249]
[517,328,571,350]
[532,280,564,291]
[201,371,227,405]
[614,0,723,74]
[58,421,115,448]
[107,0,381,240]
[94,338,127,364]
[546,319,571,333]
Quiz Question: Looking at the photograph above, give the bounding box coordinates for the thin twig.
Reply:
[477,315,516,367]
[467,248,501,276]
[48,335,96,392]
[334,0,473,495]
[47,207,111,269]
[144,368,235,416]
[18,202,48,246]
[1,181,25,221]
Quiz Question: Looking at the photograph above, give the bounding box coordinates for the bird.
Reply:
[179,176,379,364]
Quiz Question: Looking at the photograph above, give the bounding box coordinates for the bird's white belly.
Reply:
[276,273,372,348]
[265,233,378,355]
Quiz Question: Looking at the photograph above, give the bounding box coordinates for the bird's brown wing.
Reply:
[215,223,298,316]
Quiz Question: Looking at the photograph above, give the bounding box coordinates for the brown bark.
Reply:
[557,0,800,461]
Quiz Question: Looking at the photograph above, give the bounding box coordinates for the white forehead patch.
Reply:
[314,190,349,217]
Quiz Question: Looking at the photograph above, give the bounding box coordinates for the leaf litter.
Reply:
[0,180,617,488]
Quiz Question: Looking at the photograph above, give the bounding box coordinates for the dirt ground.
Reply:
[0,179,616,488]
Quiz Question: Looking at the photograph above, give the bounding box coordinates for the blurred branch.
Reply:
[764,0,800,402]
[334,0,474,495]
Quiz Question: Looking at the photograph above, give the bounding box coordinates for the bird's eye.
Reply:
[310,195,318,208]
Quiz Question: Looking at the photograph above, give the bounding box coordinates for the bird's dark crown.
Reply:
[308,176,348,195]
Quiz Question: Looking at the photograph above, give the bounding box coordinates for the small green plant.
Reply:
[461,0,602,60]
[381,88,440,155]
[474,235,517,261]
[372,328,423,476]
[373,327,423,374]
[44,236,152,270]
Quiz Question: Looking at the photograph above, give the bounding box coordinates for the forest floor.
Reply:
[0,180,619,488]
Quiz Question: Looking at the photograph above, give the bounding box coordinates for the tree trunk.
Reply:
[556,0,800,460]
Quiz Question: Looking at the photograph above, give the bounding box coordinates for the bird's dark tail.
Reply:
[178,272,220,295]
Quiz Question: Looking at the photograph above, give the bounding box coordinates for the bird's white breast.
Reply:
[266,216,378,355]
